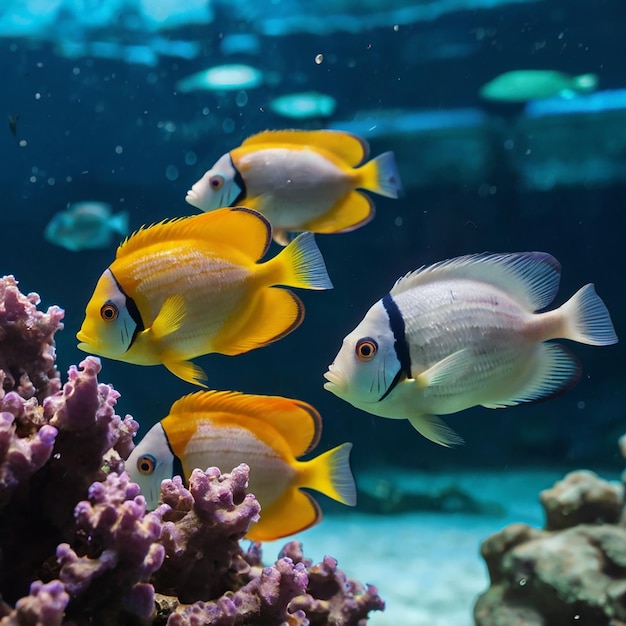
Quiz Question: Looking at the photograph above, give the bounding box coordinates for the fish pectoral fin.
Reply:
[151,295,186,340]
[415,349,472,388]
[408,414,464,448]
[302,191,374,235]
[245,489,322,542]
[163,357,208,387]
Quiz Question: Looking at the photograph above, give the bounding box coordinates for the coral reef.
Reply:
[474,469,626,626]
[0,275,384,625]
[0,275,63,401]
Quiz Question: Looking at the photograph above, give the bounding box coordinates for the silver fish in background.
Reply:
[324,252,618,447]
[44,201,129,252]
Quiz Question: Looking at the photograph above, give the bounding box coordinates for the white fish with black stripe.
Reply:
[323,252,618,447]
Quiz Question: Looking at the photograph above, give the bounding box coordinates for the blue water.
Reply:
[1,0,624,485]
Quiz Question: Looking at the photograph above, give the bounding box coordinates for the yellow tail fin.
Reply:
[300,442,356,506]
[357,151,402,198]
[266,232,333,291]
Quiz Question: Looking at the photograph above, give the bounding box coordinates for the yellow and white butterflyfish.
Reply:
[77,207,332,386]
[185,128,402,245]
[126,390,356,542]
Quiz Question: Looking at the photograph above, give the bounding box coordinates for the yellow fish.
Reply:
[185,129,402,245]
[77,207,332,386]
[125,390,356,541]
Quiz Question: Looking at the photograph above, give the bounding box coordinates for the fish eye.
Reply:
[100,302,118,321]
[137,454,156,475]
[209,175,224,190]
[356,337,378,361]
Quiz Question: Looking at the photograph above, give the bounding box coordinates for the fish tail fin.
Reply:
[300,442,356,506]
[246,489,321,542]
[357,151,402,198]
[111,211,130,236]
[270,232,333,290]
[560,283,618,346]
[574,73,598,92]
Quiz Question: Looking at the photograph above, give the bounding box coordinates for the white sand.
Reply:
[262,468,576,625]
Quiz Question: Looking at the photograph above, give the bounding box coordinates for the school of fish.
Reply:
[75,127,617,541]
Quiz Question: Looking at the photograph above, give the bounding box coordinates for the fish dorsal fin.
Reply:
[169,390,322,457]
[117,207,271,261]
[390,252,561,312]
[241,129,369,167]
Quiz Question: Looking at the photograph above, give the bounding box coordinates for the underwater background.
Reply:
[1,0,625,623]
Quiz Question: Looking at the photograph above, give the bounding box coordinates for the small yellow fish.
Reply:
[125,390,356,541]
[324,252,618,446]
[185,129,402,245]
[77,207,332,385]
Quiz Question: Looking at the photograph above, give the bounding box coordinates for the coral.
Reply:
[0,275,63,401]
[474,469,626,626]
[0,275,384,625]
[153,466,261,603]
[56,472,164,622]
[282,541,385,626]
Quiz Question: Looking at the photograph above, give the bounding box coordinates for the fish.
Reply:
[269,92,337,120]
[185,129,402,246]
[8,114,19,139]
[76,207,332,386]
[44,201,129,252]
[323,252,618,447]
[175,64,264,92]
[125,390,356,541]
[479,70,598,103]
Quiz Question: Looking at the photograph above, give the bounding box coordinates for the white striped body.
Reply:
[390,279,559,415]
[235,147,353,230]
[324,252,617,446]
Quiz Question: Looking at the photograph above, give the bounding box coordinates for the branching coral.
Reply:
[0,275,384,625]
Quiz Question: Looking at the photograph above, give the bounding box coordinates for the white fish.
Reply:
[44,202,129,252]
[324,252,618,446]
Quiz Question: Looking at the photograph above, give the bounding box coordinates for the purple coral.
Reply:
[0,338,138,605]
[57,472,164,621]
[0,277,384,625]
[0,275,63,401]
[282,542,386,626]
[154,465,262,602]
[0,580,69,626]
